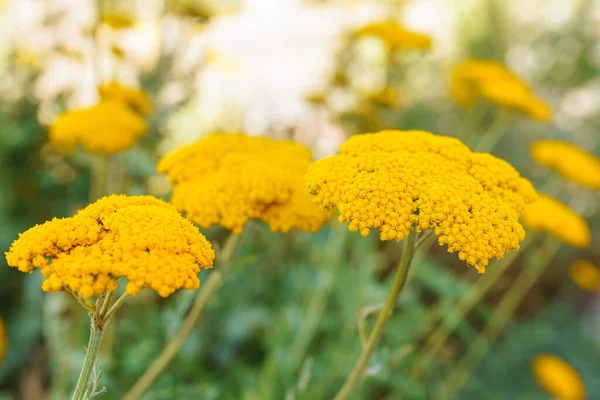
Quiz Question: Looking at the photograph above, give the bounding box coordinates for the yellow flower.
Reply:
[49,101,148,155]
[369,88,402,108]
[157,133,331,235]
[4,195,215,298]
[101,13,135,29]
[521,194,591,248]
[531,139,600,190]
[532,354,586,400]
[98,83,153,116]
[306,130,537,271]
[569,260,600,293]
[450,59,551,122]
[353,20,432,51]
[0,314,6,363]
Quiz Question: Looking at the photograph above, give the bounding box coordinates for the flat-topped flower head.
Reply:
[5,195,215,298]
[531,139,600,190]
[521,193,591,248]
[49,100,148,155]
[532,354,586,400]
[353,20,432,50]
[157,133,331,235]
[98,83,153,116]
[450,59,551,122]
[569,260,600,293]
[306,130,537,272]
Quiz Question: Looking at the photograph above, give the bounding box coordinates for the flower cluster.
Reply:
[521,194,591,248]
[5,195,215,298]
[450,59,551,122]
[569,260,600,293]
[353,20,432,50]
[49,101,148,155]
[532,354,586,400]
[530,139,600,190]
[306,130,537,271]
[98,83,153,116]
[157,133,331,234]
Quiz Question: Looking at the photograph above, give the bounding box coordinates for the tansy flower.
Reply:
[353,20,432,51]
[157,133,331,235]
[521,194,591,248]
[49,101,147,155]
[0,314,6,363]
[306,130,537,272]
[98,83,153,116]
[4,195,215,298]
[569,260,600,293]
[531,139,600,190]
[532,354,586,400]
[450,59,551,122]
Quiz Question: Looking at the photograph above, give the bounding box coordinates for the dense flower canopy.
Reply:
[530,139,600,190]
[521,193,591,248]
[353,20,432,50]
[99,83,153,116]
[450,59,551,122]
[49,100,148,155]
[157,133,331,234]
[532,354,586,400]
[5,195,215,298]
[569,260,600,293]
[306,130,537,272]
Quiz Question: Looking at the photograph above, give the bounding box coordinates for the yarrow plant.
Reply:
[352,20,432,51]
[4,195,215,400]
[49,100,148,156]
[569,260,600,293]
[98,83,153,116]
[305,130,537,399]
[450,59,551,122]
[530,139,600,190]
[157,133,331,235]
[521,193,591,248]
[532,354,586,400]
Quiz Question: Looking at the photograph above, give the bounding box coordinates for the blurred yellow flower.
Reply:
[569,260,600,293]
[98,83,153,116]
[369,88,402,108]
[101,12,135,29]
[521,194,591,248]
[450,59,551,122]
[306,130,537,271]
[532,354,586,400]
[5,195,215,298]
[530,139,600,190]
[353,20,432,51]
[49,101,148,155]
[157,133,331,235]
[0,314,6,364]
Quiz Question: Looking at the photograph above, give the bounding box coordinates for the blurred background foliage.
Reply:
[0,0,599,399]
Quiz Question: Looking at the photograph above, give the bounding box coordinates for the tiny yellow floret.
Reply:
[4,195,215,298]
[98,83,153,116]
[157,133,331,234]
[569,260,600,293]
[49,101,148,155]
[450,59,551,122]
[532,354,586,400]
[306,130,537,271]
[353,20,432,50]
[522,194,591,248]
[531,139,600,190]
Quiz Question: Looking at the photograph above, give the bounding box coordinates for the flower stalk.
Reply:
[334,230,418,400]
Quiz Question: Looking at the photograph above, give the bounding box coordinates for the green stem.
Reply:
[412,232,539,377]
[438,237,561,399]
[71,323,105,400]
[122,271,224,400]
[473,110,512,153]
[90,155,109,201]
[333,230,418,400]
